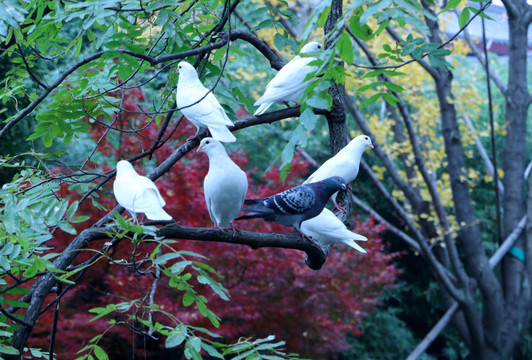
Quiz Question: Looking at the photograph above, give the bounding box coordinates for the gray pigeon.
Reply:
[235,176,346,231]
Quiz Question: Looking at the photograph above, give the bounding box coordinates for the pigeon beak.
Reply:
[369,143,374,149]
[341,184,347,191]
[196,145,204,152]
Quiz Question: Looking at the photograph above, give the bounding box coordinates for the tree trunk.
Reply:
[323,0,350,218]
[421,1,504,357]
[500,1,532,355]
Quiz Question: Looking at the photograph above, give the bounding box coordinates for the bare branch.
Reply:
[462,116,504,195]
[407,214,528,360]
[351,193,421,252]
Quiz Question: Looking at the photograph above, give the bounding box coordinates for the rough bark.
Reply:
[323,0,350,218]
[500,0,532,355]
[421,1,504,358]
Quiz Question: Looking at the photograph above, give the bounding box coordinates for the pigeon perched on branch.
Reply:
[176,61,236,143]
[304,135,373,210]
[254,42,323,115]
[301,208,367,253]
[113,160,172,221]
[198,137,248,232]
[235,176,346,231]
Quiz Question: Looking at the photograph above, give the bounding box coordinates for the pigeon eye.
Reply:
[318,44,322,49]
[365,136,369,140]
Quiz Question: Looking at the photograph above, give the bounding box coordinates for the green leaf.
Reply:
[349,15,373,41]
[70,215,90,223]
[361,69,385,79]
[357,80,384,92]
[253,19,276,31]
[438,0,462,14]
[359,93,383,108]
[4,198,19,234]
[202,343,224,359]
[182,293,194,307]
[360,0,393,24]
[458,7,471,28]
[153,252,181,265]
[0,344,20,355]
[299,108,318,131]
[43,131,53,148]
[317,3,332,27]
[207,310,220,328]
[336,31,354,64]
[171,260,192,274]
[188,337,202,352]
[273,33,287,51]
[306,94,329,109]
[279,143,295,183]
[384,81,404,93]
[93,345,109,360]
[58,221,77,235]
[66,201,79,219]
[166,331,186,348]
[382,92,400,105]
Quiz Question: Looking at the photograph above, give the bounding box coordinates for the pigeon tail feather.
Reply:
[341,238,367,253]
[208,125,236,143]
[144,208,172,221]
[254,102,273,116]
[235,211,267,221]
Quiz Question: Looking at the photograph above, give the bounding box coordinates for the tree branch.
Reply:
[0,30,284,141]
[407,214,528,360]
[9,104,327,352]
[459,13,507,95]
[462,116,504,195]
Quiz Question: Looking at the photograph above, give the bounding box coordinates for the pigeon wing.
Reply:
[255,57,316,105]
[137,176,165,206]
[304,156,355,184]
[179,87,233,127]
[264,185,316,215]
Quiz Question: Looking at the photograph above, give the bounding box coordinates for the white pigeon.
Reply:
[254,41,323,115]
[176,61,236,143]
[198,137,248,231]
[300,208,367,253]
[304,135,373,209]
[113,160,172,221]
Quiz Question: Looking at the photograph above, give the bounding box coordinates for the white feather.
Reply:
[113,160,172,221]
[304,135,373,203]
[198,138,248,227]
[176,62,236,143]
[254,42,322,115]
[301,208,367,253]
[304,135,373,185]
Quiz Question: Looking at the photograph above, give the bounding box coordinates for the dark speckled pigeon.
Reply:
[235,176,347,231]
